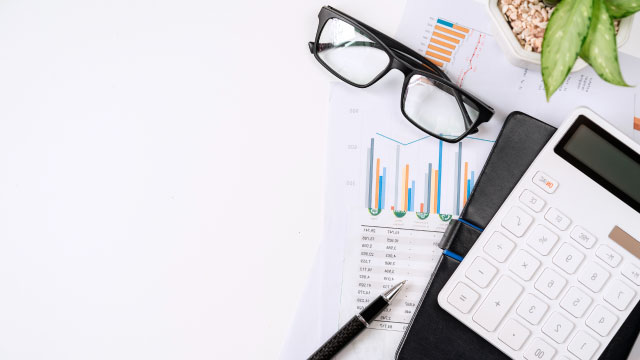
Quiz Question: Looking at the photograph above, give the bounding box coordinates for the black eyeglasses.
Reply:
[309,6,494,143]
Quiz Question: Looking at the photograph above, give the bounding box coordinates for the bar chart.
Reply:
[425,18,470,68]
[420,16,488,87]
[365,134,488,216]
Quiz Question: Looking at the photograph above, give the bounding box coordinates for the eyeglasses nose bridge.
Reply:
[390,57,414,76]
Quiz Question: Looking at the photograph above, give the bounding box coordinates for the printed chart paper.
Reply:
[336,209,450,360]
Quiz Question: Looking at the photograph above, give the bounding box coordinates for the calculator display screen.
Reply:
[555,115,640,213]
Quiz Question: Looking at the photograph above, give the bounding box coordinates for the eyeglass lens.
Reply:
[403,75,480,138]
[317,18,391,86]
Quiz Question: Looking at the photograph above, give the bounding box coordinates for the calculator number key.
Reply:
[542,311,575,343]
[570,226,597,249]
[520,189,546,212]
[552,243,585,274]
[524,337,556,360]
[465,257,497,288]
[516,293,549,325]
[544,208,571,231]
[586,305,618,337]
[578,262,610,293]
[559,286,592,318]
[535,268,567,300]
[604,279,636,311]
[483,231,515,263]
[621,262,640,285]
[533,171,558,194]
[568,331,600,360]
[527,225,559,256]
[501,206,533,237]
[498,319,530,351]
[595,245,622,268]
[509,250,541,281]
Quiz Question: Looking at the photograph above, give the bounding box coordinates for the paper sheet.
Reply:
[335,209,450,360]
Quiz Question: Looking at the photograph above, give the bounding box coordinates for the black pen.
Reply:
[308,280,407,360]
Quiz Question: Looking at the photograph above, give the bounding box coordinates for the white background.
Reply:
[0,0,638,359]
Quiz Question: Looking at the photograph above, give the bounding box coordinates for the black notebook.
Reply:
[395,111,640,360]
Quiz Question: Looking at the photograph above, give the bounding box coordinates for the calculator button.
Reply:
[516,293,549,325]
[570,226,597,249]
[527,225,559,256]
[509,250,541,281]
[472,276,523,331]
[447,282,480,314]
[498,318,530,351]
[544,208,571,231]
[533,171,558,194]
[553,243,585,274]
[604,279,636,311]
[501,206,533,237]
[535,268,567,300]
[520,189,546,212]
[560,287,592,318]
[568,331,600,360]
[586,305,618,337]
[578,262,610,293]
[524,337,556,360]
[621,262,640,285]
[541,311,575,343]
[465,257,497,288]
[595,245,622,268]
[483,231,515,263]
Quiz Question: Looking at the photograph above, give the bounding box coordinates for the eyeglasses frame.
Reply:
[309,6,495,143]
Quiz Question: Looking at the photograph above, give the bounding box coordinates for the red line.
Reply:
[458,32,483,87]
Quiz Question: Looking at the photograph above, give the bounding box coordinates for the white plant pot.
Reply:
[487,0,634,72]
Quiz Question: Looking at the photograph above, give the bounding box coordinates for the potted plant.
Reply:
[487,0,637,99]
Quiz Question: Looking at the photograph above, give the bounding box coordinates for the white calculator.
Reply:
[438,108,640,360]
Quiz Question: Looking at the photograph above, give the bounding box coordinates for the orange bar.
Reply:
[428,44,452,56]
[420,203,424,213]
[432,31,460,44]
[391,205,394,211]
[404,165,410,211]
[426,50,451,63]
[430,37,456,50]
[425,57,444,67]
[453,24,470,33]
[463,162,469,205]
[635,116,640,131]
[435,25,466,39]
[374,158,380,209]
[433,170,439,213]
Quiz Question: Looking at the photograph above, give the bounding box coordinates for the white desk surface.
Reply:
[0,1,638,359]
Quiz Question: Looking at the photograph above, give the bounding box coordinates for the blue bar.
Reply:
[437,18,454,28]
[467,179,471,200]
[411,181,415,212]
[378,175,383,210]
[381,168,386,210]
[367,138,375,209]
[408,188,412,212]
[427,163,432,213]
[471,171,476,191]
[437,140,443,214]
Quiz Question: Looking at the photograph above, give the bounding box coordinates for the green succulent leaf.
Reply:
[605,0,640,18]
[541,0,593,100]
[581,0,629,86]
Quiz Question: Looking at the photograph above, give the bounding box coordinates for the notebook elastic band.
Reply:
[443,249,464,262]
[457,218,484,232]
